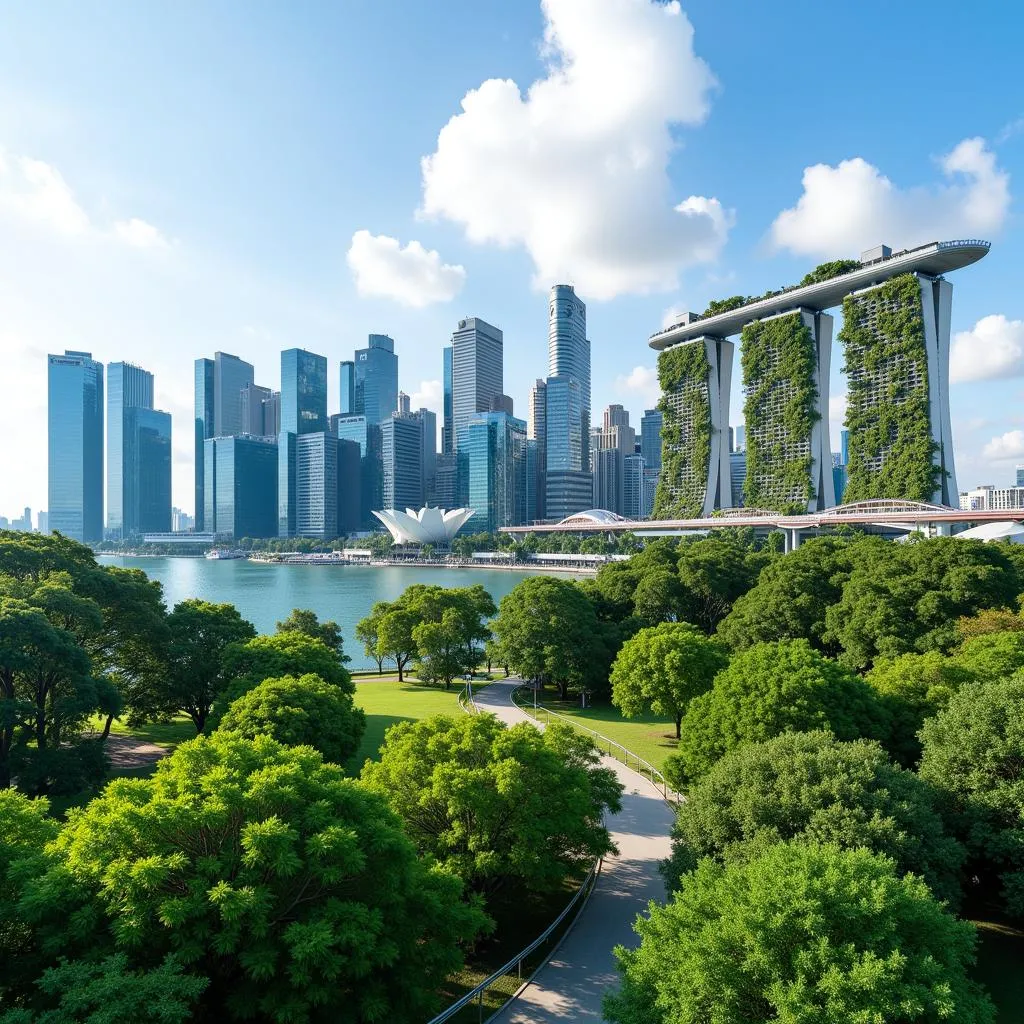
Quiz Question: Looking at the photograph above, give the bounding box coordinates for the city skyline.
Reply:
[3,0,1023,516]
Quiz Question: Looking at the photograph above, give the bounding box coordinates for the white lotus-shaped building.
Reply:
[372,507,475,546]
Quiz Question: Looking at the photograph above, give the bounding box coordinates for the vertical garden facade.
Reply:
[654,337,733,518]
[741,309,834,513]
[838,272,956,505]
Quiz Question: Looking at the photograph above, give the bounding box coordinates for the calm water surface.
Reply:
[97,557,550,669]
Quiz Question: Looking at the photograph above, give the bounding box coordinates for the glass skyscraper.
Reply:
[458,412,527,534]
[194,358,215,530]
[295,432,339,539]
[353,334,398,426]
[204,435,278,540]
[640,409,663,470]
[335,414,379,528]
[548,284,590,465]
[340,360,355,416]
[48,351,104,542]
[442,345,454,455]
[380,416,424,511]
[543,375,591,521]
[213,351,255,437]
[451,318,503,450]
[281,348,327,435]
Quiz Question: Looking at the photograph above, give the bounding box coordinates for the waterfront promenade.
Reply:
[473,681,675,1022]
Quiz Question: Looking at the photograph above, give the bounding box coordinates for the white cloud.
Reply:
[771,137,1010,257]
[419,0,730,300]
[950,314,1024,383]
[615,364,660,408]
[409,378,443,414]
[829,392,848,447]
[114,217,168,248]
[346,229,465,307]
[983,430,1024,461]
[661,305,688,329]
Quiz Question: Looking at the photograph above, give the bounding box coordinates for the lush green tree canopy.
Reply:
[215,673,366,766]
[666,639,889,786]
[275,608,349,663]
[222,630,351,692]
[21,733,486,1023]
[362,715,622,893]
[662,730,964,906]
[610,623,728,738]
[919,678,1024,914]
[607,842,994,1024]
[953,630,1024,682]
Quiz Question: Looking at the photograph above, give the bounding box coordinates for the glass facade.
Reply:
[48,351,104,542]
[640,408,663,470]
[353,334,398,426]
[380,416,424,512]
[548,285,590,469]
[128,407,172,534]
[442,345,454,455]
[458,412,526,534]
[335,414,379,527]
[213,351,254,437]
[296,432,339,539]
[205,435,278,540]
[240,383,273,435]
[451,318,503,449]
[194,358,215,530]
[340,360,355,416]
[337,438,361,534]
[107,362,156,539]
[623,453,644,519]
[281,348,328,435]
[277,431,297,537]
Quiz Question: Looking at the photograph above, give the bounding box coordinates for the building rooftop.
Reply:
[649,239,991,350]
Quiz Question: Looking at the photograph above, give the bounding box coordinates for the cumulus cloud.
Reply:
[983,430,1024,461]
[771,137,1010,257]
[409,379,443,413]
[829,392,848,444]
[615,364,660,408]
[0,149,168,247]
[419,0,730,300]
[346,229,465,307]
[950,314,1024,383]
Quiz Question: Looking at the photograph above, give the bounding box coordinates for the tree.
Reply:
[375,605,418,682]
[631,568,686,625]
[953,630,1024,681]
[606,842,995,1024]
[413,612,469,689]
[662,730,965,906]
[21,733,487,1023]
[362,715,622,894]
[491,576,606,700]
[919,678,1024,914]
[160,600,256,732]
[355,602,388,673]
[665,639,889,786]
[275,608,350,663]
[215,674,366,765]
[865,651,974,766]
[610,623,728,739]
[957,607,1024,641]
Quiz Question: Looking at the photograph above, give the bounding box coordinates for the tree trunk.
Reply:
[191,708,206,733]
[557,679,569,701]
[101,713,114,741]
[675,713,682,740]
[396,657,404,683]
[375,656,384,673]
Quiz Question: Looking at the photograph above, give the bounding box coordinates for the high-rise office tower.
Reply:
[458,412,527,534]
[442,345,454,455]
[451,317,503,449]
[590,405,635,515]
[548,284,590,466]
[525,439,541,524]
[48,351,104,542]
[204,435,278,540]
[107,362,154,538]
[281,349,328,435]
[263,391,281,436]
[353,334,398,426]
[335,414,380,528]
[295,432,339,539]
[397,391,411,416]
[623,453,645,519]
[412,408,437,499]
[433,454,458,509]
[337,438,362,534]
[381,416,424,512]
[194,358,215,530]
[640,408,663,470]
[339,361,355,416]
[543,376,591,520]
[528,379,547,520]
[241,383,273,436]
[490,394,514,415]
[213,352,255,437]
[603,404,628,430]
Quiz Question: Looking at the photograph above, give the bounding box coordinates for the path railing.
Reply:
[426,859,602,1024]
[457,683,478,715]
[512,686,684,807]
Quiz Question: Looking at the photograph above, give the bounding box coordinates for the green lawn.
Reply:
[521,696,678,772]
[104,715,197,748]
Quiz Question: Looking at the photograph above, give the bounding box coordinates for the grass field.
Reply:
[520,696,678,772]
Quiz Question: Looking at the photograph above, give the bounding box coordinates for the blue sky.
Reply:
[2,0,1022,518]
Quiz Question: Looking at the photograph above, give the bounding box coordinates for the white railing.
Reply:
[426,859,602,1024]
[511,686,684,807]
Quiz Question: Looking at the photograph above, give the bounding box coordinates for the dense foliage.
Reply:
[740,313,820,512]
[653,342,713,519]
[840,273,941,502]
[798,257,861,286]
[665,639,889,786]
[362,715,621,894]
[662,730,964,905]
[606,842,994,1024]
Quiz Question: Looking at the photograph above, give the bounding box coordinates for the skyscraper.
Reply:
[204,435,278,540]
[548,284,590,466]
[213,352,255,437]
[412,408,437,499]
[107,362,155,539]
[335,414,379,527]
[295,432,339,538]
[339,360,355,416]
[337,438,362,534]
[458,412,527,534]
[451,317,503,449]
[353,334,398,426]
[48,351,104,542]
[241,383,273,436]
[442,345,454,455]
[381,416,424,512]
[623,453,645,519]
[397,391,411,416]
[640,409,663,470]
[528,379,547,520]
[281,349,328,435]
[194,358,215,530]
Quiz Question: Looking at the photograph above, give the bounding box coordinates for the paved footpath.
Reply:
[472,680,675,1022]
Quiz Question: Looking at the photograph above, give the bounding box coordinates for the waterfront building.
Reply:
[548,284,590,469]
[381,415,424,512]
[432,453,458,509]
[593,447,623,515]
[442,345,454,455]
[281,348,327,436]
[458,411,527,534]
[339,360,355,416]
[108,362,172,539]
[241,383,273,436]
[640,409,663,470]
[194,358,215,530]
[213,352,254,437]
[1017,466,1024,488]
[204,435,278,540]
[544,376,591,521]
[48,351,104,542]
[337,438,361,534]
[353,334,398,426]
[730,450,747,508]
[525,439,541,524]
[412,407,437,497]
[528,378,547,520]
[171,507,194,533]
[451,317,503,451]
[372,507,475,546]
[295,432,339,538]
[959,485,1024,512]
[623,453,645,519]
[335,414,380,528]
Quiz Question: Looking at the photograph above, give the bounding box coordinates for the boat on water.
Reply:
[204,549,248,560]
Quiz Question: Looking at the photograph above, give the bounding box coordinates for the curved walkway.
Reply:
[472,680,675,1022]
